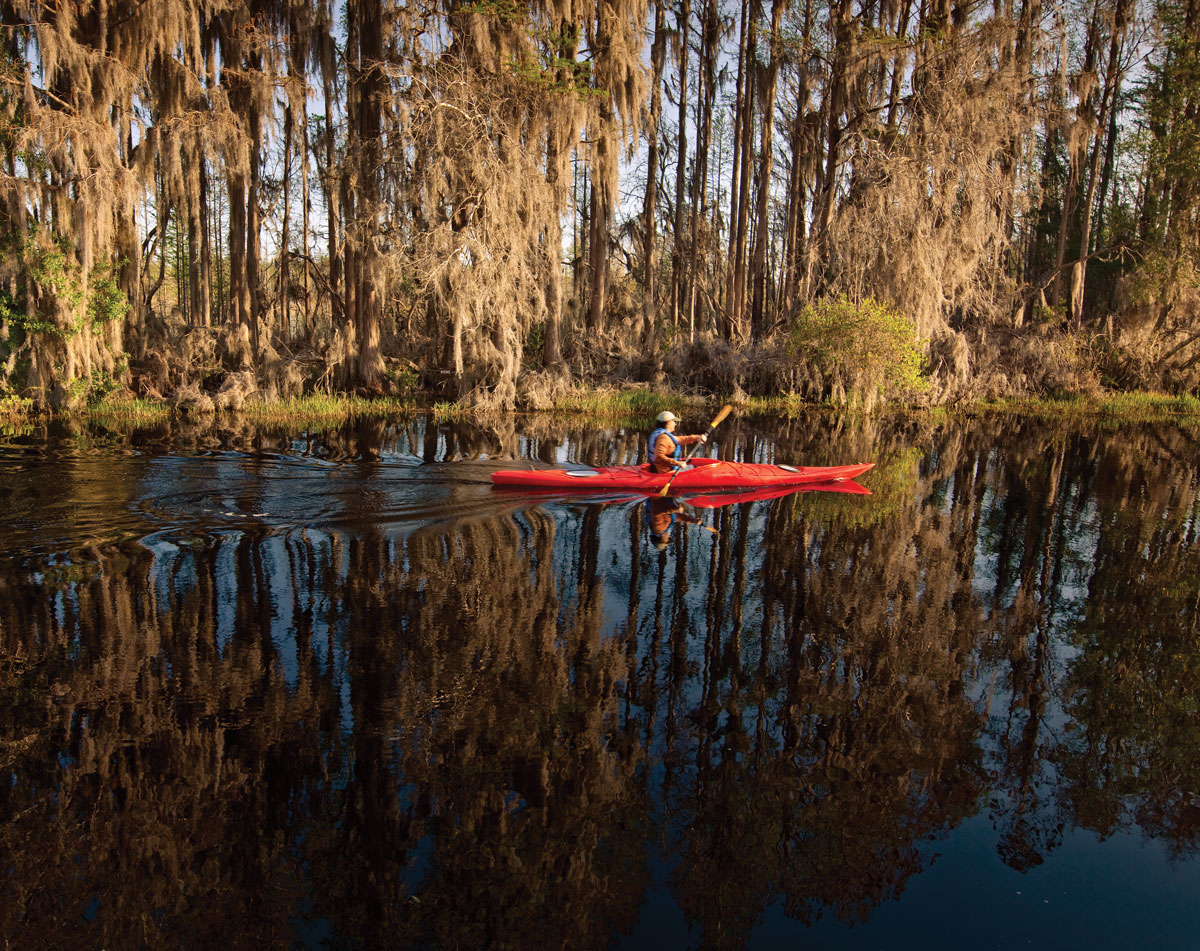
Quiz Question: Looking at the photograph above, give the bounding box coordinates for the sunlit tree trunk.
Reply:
[543,126,567,370]
[246,73,263,357]
[728,0,758,342]
[750,0,788,340]
[228,171,249,332]
[588,178,610,333]
[811,0,852,293]
[350,0,385,392]
[780,0,815,314]
[1070,0,1132,328]
[688,0,720,338]
[642,0,667,352]
[670,0,692,333]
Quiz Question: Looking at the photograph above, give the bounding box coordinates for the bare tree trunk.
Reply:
[199,160,211,328]
[1070,0,1131,328]
[1049,15,1075,310]
[246,81,263,358]
[642,0,667,353]
[228,171,249,335]
[116,200,143,359]
[727,0,757,341]
[687,0,720,338]
[587,179,609,333]
[322,64,342,327]
[750,0,788,340]
[187,183,202,327]
[670,0,692,333]
[885,0,913,131]
[780,112,806,314]
[574,155,586,304]
[353,0,384,392]
[281,103,293,343]
[779,0,813,314]
[811,0,851,292]
[1000,0,1039,325]
[542,127,566,370]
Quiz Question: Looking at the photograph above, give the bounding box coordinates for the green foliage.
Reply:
[388,366,421,391]
[509,51,602,100]
[1125,249,1200,310]
[1138,0,1200,233]
[87,259,130,328]
[460,0,522,20]
[789,296,928,403]
[523,321,545,362]
[0,231,130,339]
[80,366,127,406]
[0,393,32,419]
[0,287,27,330]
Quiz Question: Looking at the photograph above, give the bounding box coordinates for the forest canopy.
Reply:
[1,0,1199,411]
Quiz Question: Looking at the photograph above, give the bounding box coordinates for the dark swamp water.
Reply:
[3,409,1200,950]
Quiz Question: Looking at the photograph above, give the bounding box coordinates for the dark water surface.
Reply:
[3,411,1200,950]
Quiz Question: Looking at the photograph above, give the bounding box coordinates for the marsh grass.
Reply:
[551,388,703,420]
[430,401,473,420]
[979,391,1200,423]
[424,387,707,422]
[13,384,1200,429]
[743,395,806,417]
[242,394,412,423]
[1098,392,1200,418]
[87,396,170,425]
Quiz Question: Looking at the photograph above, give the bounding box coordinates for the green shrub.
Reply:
[789,295,927,403]
[87,259,130,327]
[0,393,32,419]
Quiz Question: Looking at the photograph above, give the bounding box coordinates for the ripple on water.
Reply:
[0,447,512,563]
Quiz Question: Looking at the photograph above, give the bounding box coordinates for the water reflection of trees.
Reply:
[2,415,1200,948]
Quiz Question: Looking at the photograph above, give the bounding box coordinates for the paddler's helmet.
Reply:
[656,411,677,423]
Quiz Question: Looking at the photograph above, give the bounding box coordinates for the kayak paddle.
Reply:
[657,403,733,498]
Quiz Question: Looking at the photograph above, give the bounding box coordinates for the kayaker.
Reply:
[649,411,708,473]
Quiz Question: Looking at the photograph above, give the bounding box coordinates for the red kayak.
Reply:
[491,457,874,492]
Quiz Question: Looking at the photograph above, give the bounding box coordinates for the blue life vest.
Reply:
[648,427,681,463]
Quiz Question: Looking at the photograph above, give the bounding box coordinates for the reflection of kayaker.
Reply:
[644,495,701,551]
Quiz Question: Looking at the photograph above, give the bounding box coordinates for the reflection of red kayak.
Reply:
[491,457,874,491]
[680,480,871,508]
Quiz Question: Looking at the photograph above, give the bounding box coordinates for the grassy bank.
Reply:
[240,394,412,423]
[6,386,1200,429]
[974,391,1200,424]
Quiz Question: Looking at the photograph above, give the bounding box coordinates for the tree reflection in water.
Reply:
[2,413,1200,948]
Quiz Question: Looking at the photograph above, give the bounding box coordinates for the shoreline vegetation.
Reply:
[4,2,1200,421]
[4,387,1200,433]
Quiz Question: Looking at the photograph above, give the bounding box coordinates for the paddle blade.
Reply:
[708,404,732,431]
